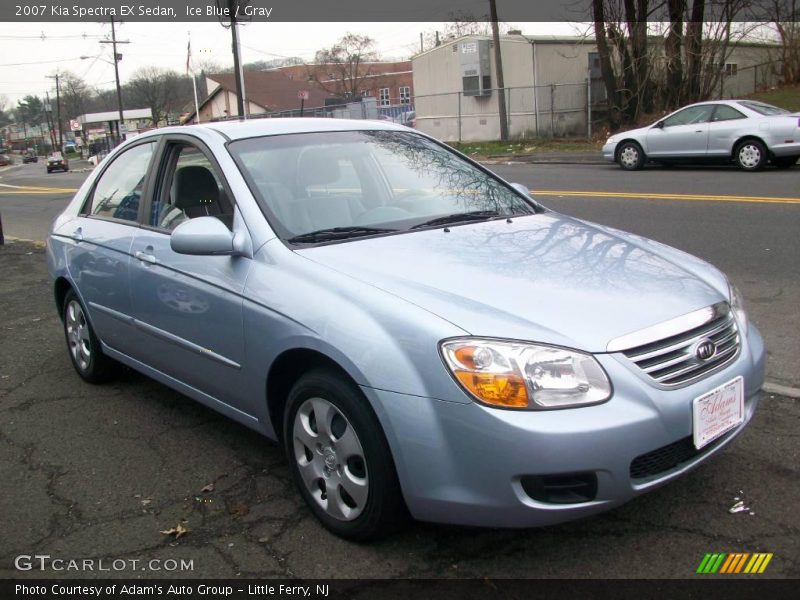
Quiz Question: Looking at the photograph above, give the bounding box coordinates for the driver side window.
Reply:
[150,144,235,232]
[663,105,714,128]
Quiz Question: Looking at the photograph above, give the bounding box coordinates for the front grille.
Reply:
[630,434,726,480]
[623,309,740,386]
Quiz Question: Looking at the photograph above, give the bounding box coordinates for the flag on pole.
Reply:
[186,35,192,75]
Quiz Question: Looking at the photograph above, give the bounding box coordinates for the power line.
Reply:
[0,57,86,67]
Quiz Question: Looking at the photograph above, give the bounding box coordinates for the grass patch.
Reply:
[448,138,602,158]
[745,84,800,112]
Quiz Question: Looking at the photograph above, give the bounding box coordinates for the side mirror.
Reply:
[653,120,664,129]
[510,182,532,197]
[170,216,240,256]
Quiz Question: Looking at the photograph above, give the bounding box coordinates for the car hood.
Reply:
[297,213,727,352]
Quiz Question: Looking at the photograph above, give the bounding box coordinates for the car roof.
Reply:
[152,117,410,142]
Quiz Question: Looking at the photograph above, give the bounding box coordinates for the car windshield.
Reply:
[736,100,790,116]
[229,130,535,242]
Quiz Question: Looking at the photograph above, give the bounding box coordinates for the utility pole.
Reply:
[228,0,246,119]
[489,0,509,141]
[100,16,130,141]
[44,92,57,150]
[46,73,63,149]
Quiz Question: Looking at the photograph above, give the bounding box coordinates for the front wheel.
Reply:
[735,140,767,171]
[617,142,645,171]
[62,290,118,383]
[773,156,798,169]
[284,369,406,541]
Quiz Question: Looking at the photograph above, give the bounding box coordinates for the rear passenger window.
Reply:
[712,105,747,122]
[88,142,155,222]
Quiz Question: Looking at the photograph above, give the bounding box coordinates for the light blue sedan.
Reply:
[47,118,765,540]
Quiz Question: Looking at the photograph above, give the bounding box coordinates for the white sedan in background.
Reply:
[603,99,800,171]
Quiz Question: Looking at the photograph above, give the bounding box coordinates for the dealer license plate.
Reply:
[692,376,744,450]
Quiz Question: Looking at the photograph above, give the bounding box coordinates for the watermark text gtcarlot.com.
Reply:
[14,554,194,572]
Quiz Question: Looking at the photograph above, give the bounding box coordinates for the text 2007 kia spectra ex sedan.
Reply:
[46,119,765,541]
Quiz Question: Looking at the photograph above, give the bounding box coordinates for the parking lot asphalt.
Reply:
[1,239,799,580]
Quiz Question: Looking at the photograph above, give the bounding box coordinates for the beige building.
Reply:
[412,33,782,142]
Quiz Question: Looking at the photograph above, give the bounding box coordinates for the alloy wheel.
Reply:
[65,299,91,372]
[619,145,641,169]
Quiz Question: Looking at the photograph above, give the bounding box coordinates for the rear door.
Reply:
[646,105,714,158]
[64,140,158,355]
[128,135,254,412]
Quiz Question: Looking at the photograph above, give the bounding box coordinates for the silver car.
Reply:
[603,99,800,171]
[47,119,765,540]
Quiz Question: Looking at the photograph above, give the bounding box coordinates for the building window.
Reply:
[379,88,390,107]
[399,86,410,105]
[724,63,738,77]
[360,89,371,97]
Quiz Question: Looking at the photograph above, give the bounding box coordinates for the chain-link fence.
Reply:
[412,82,593,143]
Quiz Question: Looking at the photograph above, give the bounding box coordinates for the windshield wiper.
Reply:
[288,226,396,244]
[410,210,505,229]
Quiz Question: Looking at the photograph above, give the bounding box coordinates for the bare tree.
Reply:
[768,0,800,83]
[592,0,758,128]
[58,71,92,120]
[128,67,192,126]
[310,33,379,98]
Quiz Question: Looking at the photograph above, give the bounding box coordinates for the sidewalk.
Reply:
[481,151,606,165]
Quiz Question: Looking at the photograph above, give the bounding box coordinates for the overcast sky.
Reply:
[0,21,583,107]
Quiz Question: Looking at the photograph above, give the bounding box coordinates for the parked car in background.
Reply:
[0,153,12,166]
[46,152,69,173]
[23,151,39,164]
[48,119,764,541]
[604,99,800,171]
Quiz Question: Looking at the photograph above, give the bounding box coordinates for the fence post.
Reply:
[505,87,511,137]
[457,92,462,143]
[550,84,555,137]
[754,64,758,94]
[586,78,592,140]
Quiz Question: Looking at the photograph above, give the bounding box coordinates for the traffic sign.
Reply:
[298,90,309,100]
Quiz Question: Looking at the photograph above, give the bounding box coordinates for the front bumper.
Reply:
[364,325,765,528]
[602,142,617,162]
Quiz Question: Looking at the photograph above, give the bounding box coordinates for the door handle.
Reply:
[695,130,704,133]
[71,227,82,242]
[134,250,157,265]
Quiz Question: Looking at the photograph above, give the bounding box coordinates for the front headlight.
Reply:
[728,282,749,337]
[606,137,615,145]
[440,338,611,410]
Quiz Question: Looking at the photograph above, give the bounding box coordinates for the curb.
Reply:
[763,381,800,399]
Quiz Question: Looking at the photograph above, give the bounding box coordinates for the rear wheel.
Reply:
[735,140,767,171]
[62,290,118,383]
[773,156,798,169]
[284,368,406,541]
[617,142,645,171]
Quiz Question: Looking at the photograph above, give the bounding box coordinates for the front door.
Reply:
[128,139,253,412]
[646,104,715,158]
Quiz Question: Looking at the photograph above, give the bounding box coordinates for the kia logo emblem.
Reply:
[695,339,717,361]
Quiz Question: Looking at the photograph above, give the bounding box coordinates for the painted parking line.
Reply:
[532,189,800,205]
[0,183,78,194]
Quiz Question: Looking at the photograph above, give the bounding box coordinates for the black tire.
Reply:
[62,289,118,383]
[734,139,767,171]
[773,156,798,169]
[283,368,407,541]
[616,141,645,171]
